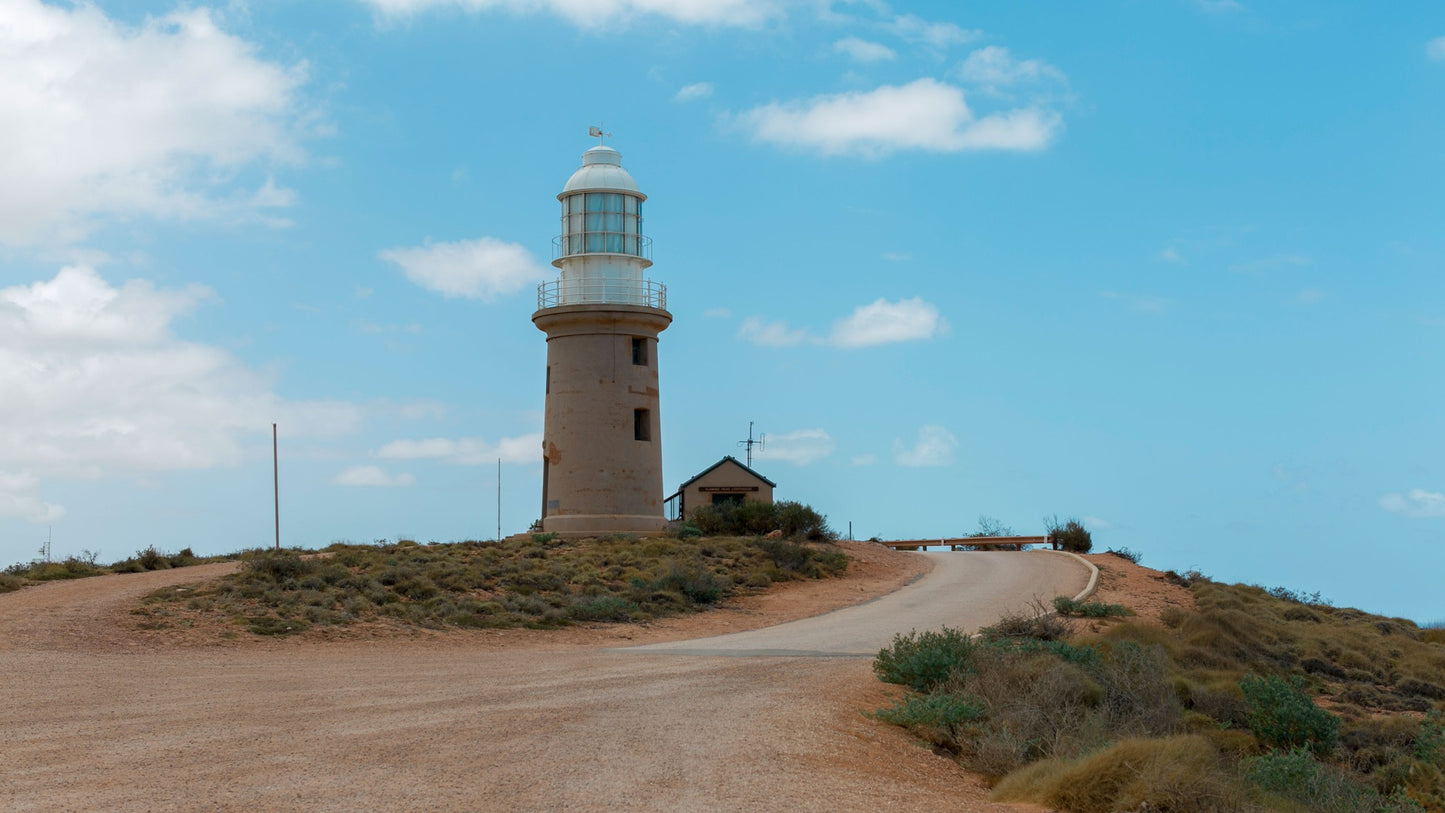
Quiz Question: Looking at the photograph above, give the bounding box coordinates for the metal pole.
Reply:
[273,423,280,551]
[497,458,502,541]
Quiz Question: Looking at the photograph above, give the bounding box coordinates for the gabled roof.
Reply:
[677,455,777,489]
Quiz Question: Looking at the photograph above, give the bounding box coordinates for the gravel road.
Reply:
[0,550,1084,812]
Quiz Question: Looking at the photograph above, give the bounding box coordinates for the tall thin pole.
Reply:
[273,423,280,551]
[496,458,502,542]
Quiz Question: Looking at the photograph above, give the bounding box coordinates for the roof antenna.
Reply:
[738,421,765,468]
[588,125,612,146]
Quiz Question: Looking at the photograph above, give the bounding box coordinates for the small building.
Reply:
[665,456,775,520]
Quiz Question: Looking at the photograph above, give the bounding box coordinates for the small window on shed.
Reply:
[634,408,651,441]
[631,337,647,366]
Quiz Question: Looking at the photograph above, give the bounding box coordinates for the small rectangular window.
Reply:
[634,408,651,441]
[631,337,647,366]
[545,366,551,394]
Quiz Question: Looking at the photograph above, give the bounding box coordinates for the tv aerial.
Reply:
[738,421,765,468]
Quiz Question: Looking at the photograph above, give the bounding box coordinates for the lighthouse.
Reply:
[533,138,671,535]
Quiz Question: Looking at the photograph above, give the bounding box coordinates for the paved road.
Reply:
[625,550,1090,658]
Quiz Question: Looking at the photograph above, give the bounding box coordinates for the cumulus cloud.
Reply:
[739,297,945,348]
[737,316,813,347]
[894,425,957,467]
[830,297,944,347]
[887,14,979,49]
[957,46,1065,94]
[0,0,313,246]
[1427,37,1445,61]
[380,237,549,301]
[362,0,779,28]
[674,81,715,101]
[737,78,1060,157]
[1379,489,1445,519]
[0,267,362,521]
[377,433,542,465]
[0,471,65,523]
[755,429,835,466]
[334,465,415,487]
[834,36,895,63]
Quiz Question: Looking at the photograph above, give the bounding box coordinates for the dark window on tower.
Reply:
[634,408,651,441]
[631,337,647,366]
[546,366,551,394]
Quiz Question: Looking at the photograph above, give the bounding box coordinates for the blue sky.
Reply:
[1,0,1442,622]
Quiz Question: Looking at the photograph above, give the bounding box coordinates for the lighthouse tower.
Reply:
[533,139,671,535]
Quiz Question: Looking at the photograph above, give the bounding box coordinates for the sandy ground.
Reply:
[0,542,1093,812]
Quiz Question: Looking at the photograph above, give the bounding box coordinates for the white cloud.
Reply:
[377,433,542,465]
[0,267,362,519]
[674,81,715,101]
[0,1,313,246]
[1295,288,1325,304]
[1427,37,1445,61]
[380,237,549,301]
[363,0,779,28]
[851,454,878,467]
[0,471,65,523]
[888,14,979,49]
[830,297,944,347]
[834,36,895,63]
[334,465,415,487]
[1379,489,1445,519]
[1158,248,1185,264]
[754,429,835,466]
[894,425,957,467]
[739,297,944,349]
[737,78,1060,157]
[957,46,1065,93]
[737,316,814,347]
[703,307,733,318]
[1083,515,1113,531]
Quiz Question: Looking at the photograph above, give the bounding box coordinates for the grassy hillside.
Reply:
[873,568,1445,812]
[137,535,847,636]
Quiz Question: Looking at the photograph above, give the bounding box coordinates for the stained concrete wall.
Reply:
[533,303,672,535]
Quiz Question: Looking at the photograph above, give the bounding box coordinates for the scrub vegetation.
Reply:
[873,572,1445,812]
[2,546,237,591]
[138,533,847,636]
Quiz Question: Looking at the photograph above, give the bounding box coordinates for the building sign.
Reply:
[698,486,759,493]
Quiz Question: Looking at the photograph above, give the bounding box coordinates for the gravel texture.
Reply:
[0,543,1082,812]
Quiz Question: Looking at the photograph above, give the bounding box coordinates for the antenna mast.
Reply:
[737,421,766,468]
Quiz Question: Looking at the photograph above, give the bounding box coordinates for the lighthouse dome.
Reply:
[561,145,643,196]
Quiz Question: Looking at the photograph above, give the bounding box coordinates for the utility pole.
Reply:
[739,424,762,467]
[497,458,502,542]
[273,423,280,551]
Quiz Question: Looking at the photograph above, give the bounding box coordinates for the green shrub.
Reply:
[244,551,313,581]
[872,692,985,753]
[674,521,702,539]
[1240,673,1339,756]
[0,573,24,593]
[1053,596,1131,618]
[874,627,977,693]
[687,500,835,540]
[1247,747,1401,812]
[1105,547,1141,564]
[1045,516,1093,553]
[653,561,724,604]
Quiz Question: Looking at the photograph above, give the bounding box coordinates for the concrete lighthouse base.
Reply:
[540,514,670,537]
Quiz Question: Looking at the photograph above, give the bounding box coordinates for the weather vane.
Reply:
[588,125,612,145]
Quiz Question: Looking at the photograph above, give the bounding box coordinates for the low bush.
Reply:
[1246,747,1418,812]
[1053,596,1131,618]
[1240,673,1340,756]
[980,599,1072,641]
[687,500,835,541]
[0,573,24,593]
[1105,547,1142,564]
[1045,516,1093,553]
[150,535,847,636]
[874,627,977,693]
[993,735,1253,813]
[871,691,984,754]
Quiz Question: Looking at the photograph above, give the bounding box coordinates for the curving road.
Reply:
[0,549,1090,812]
[626,550,1091,658]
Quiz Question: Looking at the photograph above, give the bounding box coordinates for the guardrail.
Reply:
[553,233,653,261]
[879,535,1055,551]
[536,278,667,310]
